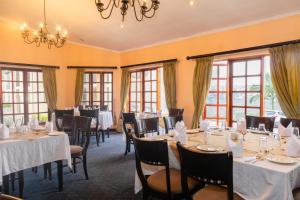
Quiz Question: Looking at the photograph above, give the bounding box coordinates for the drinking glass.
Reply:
[259,136,269,154]
[293,127,299,137]
[258,123,266,132]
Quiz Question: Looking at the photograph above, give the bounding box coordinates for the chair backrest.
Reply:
[70,116,92,151]
[177,142,234,200]
[163,116,182,134]
[141,117,160,135]
[100,105,109,111]
[169,108,184,117]
[132,135,172,197]
[79,109,99,129]
[54,109,74,131]
[62,114,74,131]
[246,115,275,132]
[280,118,300,130]
[122,112,140,137]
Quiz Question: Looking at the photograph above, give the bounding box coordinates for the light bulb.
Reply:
[20,25,24,30]
[63,30,68,35]
[57,26,61,31]
[190,0,194,6]
[50,34,54,38]
[33,31,38,35]
[120,23,124,29]
[23,22,27,28]
[39,22,44,28]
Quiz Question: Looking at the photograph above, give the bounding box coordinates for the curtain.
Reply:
[42,68,57,113]
[75,69,84,106]
[270,44,300,119]
[120,69,131,112]
[191,56,214,128]
[163,61,177,110]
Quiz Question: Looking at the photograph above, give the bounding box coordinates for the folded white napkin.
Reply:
[227,135,243,158]
[174,121,187,144]
[45,121,54,133]
[0,124,10,139]
[199,120,209,132]
[279,122,293,137]
[237,120,247,134]
[286,134,300,157]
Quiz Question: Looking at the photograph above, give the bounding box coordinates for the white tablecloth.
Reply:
[0,131,71,185]
[134,132,300,200]
[51,110,113,130]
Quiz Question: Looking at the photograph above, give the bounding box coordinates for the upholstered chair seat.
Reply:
[193,185,243,200]
[70,145,83,156]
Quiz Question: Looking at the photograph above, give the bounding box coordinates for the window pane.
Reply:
[2,82,12,92]
[151,70,157,80]
[206,106,217,118]
[137,82,141,91]
[233,93,245,106]
[212,66,218,78]
[232,77,245,91]
[14,93,24,103]
[83,83,89,92]
[28,104,38,113]
[28,72,37,82]
[247,93,260,107]
[247,60,261,75]
[219,93,226,105]
[38,83,44,92]
[152,103,157,112]
[232,108,245,121]
[93,74,100,82]
[93,93,101,101]
[152,81,157,91]
[39,113,48,122]
[246,108,260,116]
[28,83,37,92]
[14,82,23,92]
[84,74,89,82]
[131,73,137,81]
[219,66,227,78]
[3,93,12,103]
[131,82,136,91]
[145,82,151,91]
[39,103,48,112]
[104,83,112,92]
[145,103,151,112]
[209,80,217,91]
[105,93,112,101]
[28,93,38,103]
[82,93,89,101]
[219,80,227,91]
[219,106,227,118]
[131,92,136,101]
[152,92,157,102]
[206,93,217,104]
[39,93,45,102]
[14,104,24,114]
[3,115,13,126]
[2,70,12,81]
[104,73,112,82]
[38,72,43,82]
[233,61,246,76]
[145,92,151,102]
[13,71,23,81]
[145,71,151,81]
[247,77,260,91]
[3,104,13,114]
[137,93,141,101]
[92,83,101,92]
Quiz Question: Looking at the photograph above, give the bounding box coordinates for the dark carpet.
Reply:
[12,133,142,200]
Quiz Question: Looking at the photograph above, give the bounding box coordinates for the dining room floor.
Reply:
[11,133,143,200]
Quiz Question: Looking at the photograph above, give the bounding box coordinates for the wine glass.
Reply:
[241,128,247,141]
[259,136,269,154]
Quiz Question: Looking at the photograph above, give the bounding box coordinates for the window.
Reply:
[204,61,228,126]
[129,67,165,113]
[1,68,48,125]
[81,72,113,111]
[204,55,282,126]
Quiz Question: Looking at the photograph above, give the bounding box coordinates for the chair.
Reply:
[169,108,184,120]
[177,142,242,200]
[133,135,201,200]
[80,109,101,146]
[70,116,92,180]
[245,115,275,132]
[163,116,182,134]
[141,117,160,136]
[280,118,300,130]
[122,112,140,156]
[54,109,74,131]
[0,193,22,200]
[100,105,109,111]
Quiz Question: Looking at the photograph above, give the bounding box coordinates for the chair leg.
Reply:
[142,190,148,200]
[101,130,105,142]
[72,157,77,173]
[3,175,9,194]
[106,129,110,138]
[95,131,100,147]
[10,173,15,192]
[48,163,52,180]
[18,171,24,198]
[124,141,129,156]
[83,155,89,180]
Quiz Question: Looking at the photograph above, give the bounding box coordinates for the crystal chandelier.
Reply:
[95,0,160,22]
[20,0,68,49]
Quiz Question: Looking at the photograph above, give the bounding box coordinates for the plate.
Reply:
[48,132,62,136]
[249,130,270,135]
[196,144,219,152]
[186,129,200,134]
[266,155,297,165]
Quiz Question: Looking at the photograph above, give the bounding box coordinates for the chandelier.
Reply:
[20,0,68,49]
[95,0,160,22]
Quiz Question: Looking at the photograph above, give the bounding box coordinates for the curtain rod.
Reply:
[186,39,300,60]
[67,66,118,70]
[120,58,178,69]
[0,61,60,69]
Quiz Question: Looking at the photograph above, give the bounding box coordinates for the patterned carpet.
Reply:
[10,133,142,200]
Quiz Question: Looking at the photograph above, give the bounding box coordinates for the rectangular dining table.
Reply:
[0,131,72,194]
[134,130,300,200]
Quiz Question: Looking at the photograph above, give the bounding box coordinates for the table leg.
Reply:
[57,160,63,191]
[2,175,9,194]
[18,171,24,198]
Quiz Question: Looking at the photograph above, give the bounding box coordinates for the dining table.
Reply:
[134,129,300,200]
[0,130,72,195]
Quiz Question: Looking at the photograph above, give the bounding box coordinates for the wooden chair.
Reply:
[122,112,140,156]
[70,116,92,180]
[177,142,242,200]
[140,117,160,136]
[163,116,182,134]
[280,118,300,130]
[245,115,275,132]
[169,108,184,120]
[0,193,22,200]
[54,109,74,131]
[80,109,101,146]
[133,135,201,200]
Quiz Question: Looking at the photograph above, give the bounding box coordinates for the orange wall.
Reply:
[1,13,300,127]
[120,13,300,127]
[0,18,122,118]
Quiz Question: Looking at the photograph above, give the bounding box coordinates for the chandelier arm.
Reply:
[113,0,121,7]
[99,5,115,20]
[144,1,155,12]
[133,2,144,22]
[143,9,156,18]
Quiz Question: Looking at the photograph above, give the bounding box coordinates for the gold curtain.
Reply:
[120,69,131,112]
[191,56,214,128]
[163,61,177,110]
[270,44,300,119]
[74,69,84,106]
[42,68,57,112]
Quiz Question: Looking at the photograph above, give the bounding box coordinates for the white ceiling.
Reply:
[1,0,300,51]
